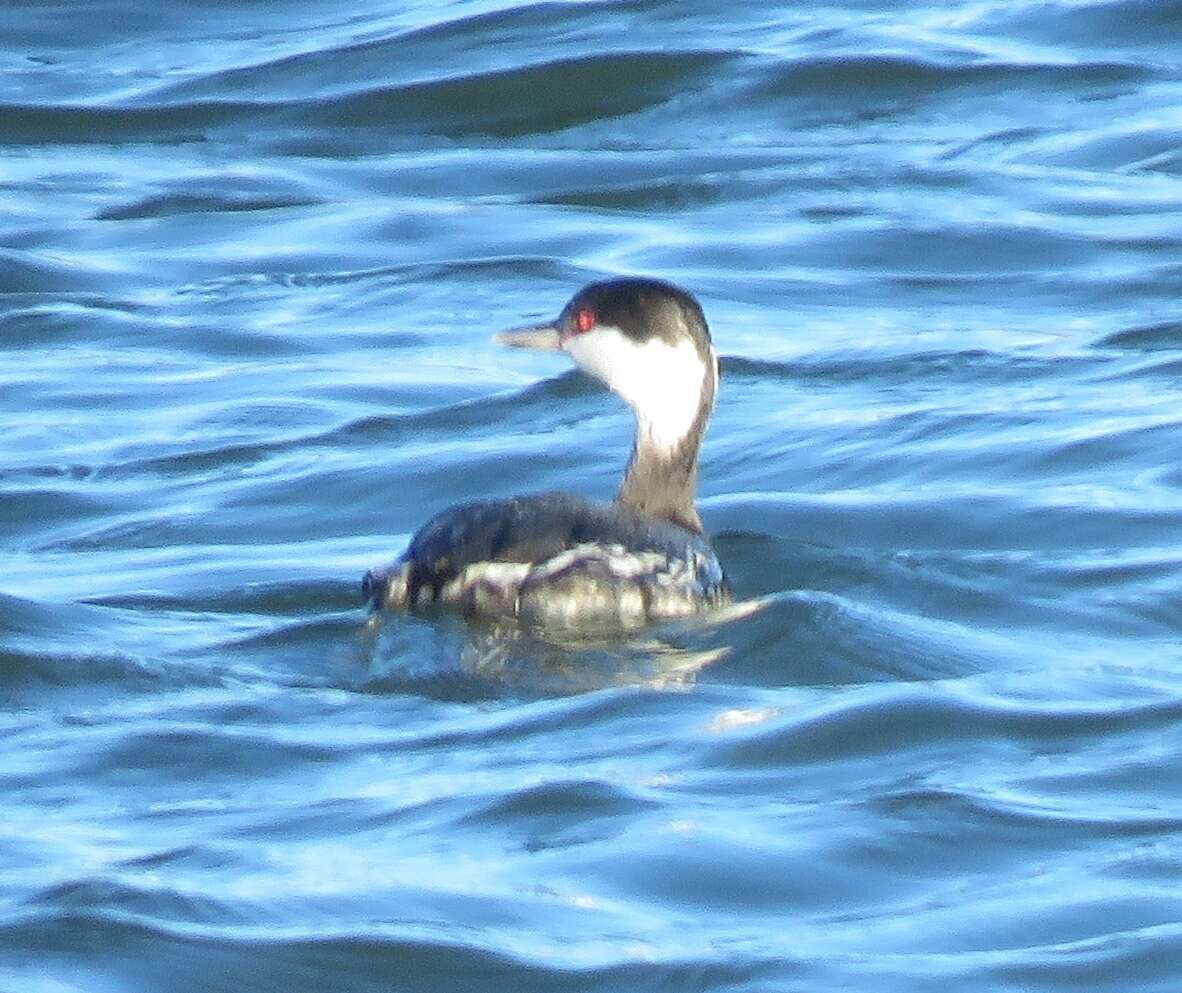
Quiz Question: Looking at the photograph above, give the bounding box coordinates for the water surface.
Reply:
[3,2,1182,991]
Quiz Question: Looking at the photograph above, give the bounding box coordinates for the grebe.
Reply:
[363,277,730,630]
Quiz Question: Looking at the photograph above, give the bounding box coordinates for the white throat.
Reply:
[566,328,710,452]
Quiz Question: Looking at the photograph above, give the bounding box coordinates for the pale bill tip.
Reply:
[493,324,563,351]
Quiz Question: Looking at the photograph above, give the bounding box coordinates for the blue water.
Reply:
[4,1,1182,990]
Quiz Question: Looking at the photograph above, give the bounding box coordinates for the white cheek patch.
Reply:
[566,327,708,452]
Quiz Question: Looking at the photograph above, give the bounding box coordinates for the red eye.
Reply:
[575,309,596,334]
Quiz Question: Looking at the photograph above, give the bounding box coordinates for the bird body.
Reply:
[365,278,729,631]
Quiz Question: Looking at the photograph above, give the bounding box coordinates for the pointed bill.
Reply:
[493,323,563,351]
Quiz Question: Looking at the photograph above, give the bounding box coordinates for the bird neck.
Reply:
[615,348,717,534]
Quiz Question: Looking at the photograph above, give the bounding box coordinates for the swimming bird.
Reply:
[364,277,730,631]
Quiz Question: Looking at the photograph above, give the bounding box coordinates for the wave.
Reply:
[705,681,1182,771]
[0,49,736,147]
[0,907,772,992]
[144,1,651,104]
[1095,320,1182,351]
[978,0,1182,50]
[750,53,1151,105]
